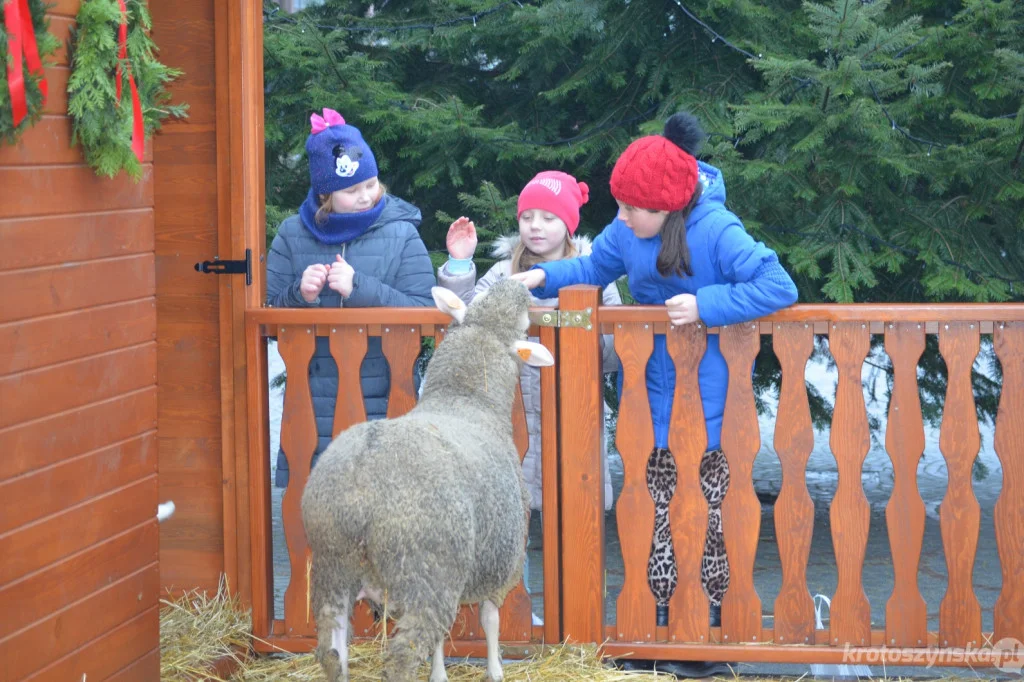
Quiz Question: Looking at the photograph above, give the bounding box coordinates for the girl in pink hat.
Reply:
[437,171,622,621]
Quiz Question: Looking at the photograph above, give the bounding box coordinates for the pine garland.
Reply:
[68,0,187,179]
[0,0,59,145]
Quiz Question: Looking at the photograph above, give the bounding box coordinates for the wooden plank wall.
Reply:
[0,2,160,679]
[150,0,228,596]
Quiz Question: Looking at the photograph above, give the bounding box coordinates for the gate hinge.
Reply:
[528,308,592,330]
[195,248,252,285]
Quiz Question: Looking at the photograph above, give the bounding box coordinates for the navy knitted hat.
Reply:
[305,108,379,196]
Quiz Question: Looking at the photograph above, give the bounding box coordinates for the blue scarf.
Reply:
[299,188,387,245]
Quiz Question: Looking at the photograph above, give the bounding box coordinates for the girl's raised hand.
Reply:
[327,254,356,298]
[299,263,329,303]
[446,217,478,260]
[665,293,700,326]
[510,269,546,290]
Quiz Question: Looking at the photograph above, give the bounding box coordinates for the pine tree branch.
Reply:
[664,0,761,61]
[868,81,947,149]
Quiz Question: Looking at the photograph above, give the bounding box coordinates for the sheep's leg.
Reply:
[481,599,504,682]
[333,612,349,681]
[429,638,448,682]
[314,596,350,682]
[311,555,356,682]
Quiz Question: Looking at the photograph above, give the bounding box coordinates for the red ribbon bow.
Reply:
[115,0,144,162]
[4,0,48,127]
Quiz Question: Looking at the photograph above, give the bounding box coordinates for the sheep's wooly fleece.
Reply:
[159,587,684,680]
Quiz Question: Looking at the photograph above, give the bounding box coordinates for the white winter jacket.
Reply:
[437,234,622,512]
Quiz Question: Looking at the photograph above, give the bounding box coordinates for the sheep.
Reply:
[301,278,555,682]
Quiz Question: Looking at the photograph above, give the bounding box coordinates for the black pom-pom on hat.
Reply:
[663,112,705,157]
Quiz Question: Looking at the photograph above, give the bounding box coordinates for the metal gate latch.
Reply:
[195,248,252,285]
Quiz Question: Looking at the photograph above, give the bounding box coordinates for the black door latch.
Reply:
[195,248,252,286]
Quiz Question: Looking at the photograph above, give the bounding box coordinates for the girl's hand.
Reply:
[510,269,546,290]
[300,263,329,303]
[446,217,478,260]
[328,254,356,298]
[665,293,700,326]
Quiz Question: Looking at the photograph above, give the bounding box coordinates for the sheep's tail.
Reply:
[382,585,460,682]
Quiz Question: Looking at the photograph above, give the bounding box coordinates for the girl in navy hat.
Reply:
[266,108,436,487]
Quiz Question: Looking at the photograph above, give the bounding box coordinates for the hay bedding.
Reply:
[162,589,989,681]
[159,584,679,681]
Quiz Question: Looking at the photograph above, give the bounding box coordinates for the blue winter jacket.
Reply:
[531,162,798,451]
[266,195,436,486]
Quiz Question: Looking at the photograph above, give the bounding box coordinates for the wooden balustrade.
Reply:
[246,295,1024,668]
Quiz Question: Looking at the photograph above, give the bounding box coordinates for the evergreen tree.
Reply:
[263,0,1016,478]
[263,0,1022,303]
[726,0,1023,303]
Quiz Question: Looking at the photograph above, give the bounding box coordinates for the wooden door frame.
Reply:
[215,0,266,607]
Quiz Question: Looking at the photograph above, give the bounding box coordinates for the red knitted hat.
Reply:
[517,171,590,236]
[610,113,703,212]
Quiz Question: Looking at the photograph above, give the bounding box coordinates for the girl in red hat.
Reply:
[512,113,798,671]
[438,171,623,623]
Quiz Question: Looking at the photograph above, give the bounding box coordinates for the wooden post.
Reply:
[558,286,605,644]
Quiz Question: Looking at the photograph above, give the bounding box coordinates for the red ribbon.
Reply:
[4,0,48,127]
[115,0,144,162]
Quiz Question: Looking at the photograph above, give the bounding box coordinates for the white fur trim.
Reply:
[489,233,594,260]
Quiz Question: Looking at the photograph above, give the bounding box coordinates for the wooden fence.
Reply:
[246,286,1024,669]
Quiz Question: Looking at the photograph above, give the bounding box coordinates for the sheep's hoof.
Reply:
[484,671,504,682]
[315,646,343,682]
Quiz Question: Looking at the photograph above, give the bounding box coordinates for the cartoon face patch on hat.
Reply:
[333,144,362,178]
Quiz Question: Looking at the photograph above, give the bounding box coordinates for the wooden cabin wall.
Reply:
[0,2,161,679]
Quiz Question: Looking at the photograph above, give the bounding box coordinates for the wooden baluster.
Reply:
[772,322,816,646]
[558,286,605,644]
[613,322,657,642]
[994,322,1024,643]
[247,321,272,637]
[329,326,368,437]
[382,325,421,419]
[499,379,533,641]
[884,322,928,647]
[423,323,484,642]
[938,322,982,648]
[328,325,376,637]
[667,322,710,644]
[278,325,317,637]
[828,322,871,647]
[718,322,763,643]
[539,326,561,644]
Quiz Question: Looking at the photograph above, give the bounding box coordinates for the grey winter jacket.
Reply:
[267,195,436,486]
[437,234,621,511]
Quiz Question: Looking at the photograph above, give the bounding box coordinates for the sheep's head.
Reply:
[432,280,553,367]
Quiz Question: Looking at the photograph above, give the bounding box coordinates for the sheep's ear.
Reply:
[514,341,554,367]
[432,287,467,324]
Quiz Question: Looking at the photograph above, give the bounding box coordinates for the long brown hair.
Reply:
[315,181,388,225]
[656,182,703,278]
[510,235,579,274]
